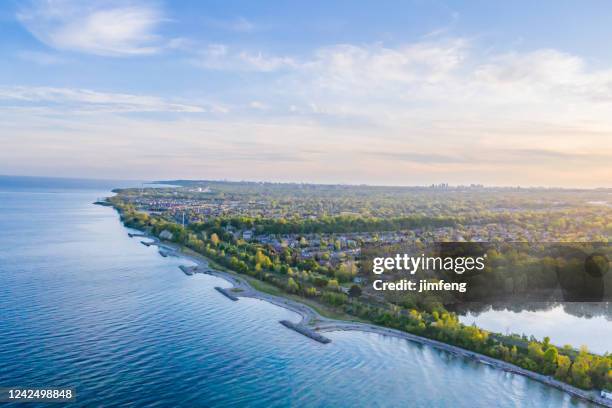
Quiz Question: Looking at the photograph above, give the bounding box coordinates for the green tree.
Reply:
[543,346,558,374]
[327,279,339,290]
[528,342,544,363]
[287,277,299,293]
[555,355,571,381]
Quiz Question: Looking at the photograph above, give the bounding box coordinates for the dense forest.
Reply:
[197,215,458,234]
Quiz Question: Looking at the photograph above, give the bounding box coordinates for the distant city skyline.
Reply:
[1,0,611,187]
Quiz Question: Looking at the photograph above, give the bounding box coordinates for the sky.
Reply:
[1,0,611,187]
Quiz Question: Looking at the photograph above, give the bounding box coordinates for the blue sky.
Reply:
[1,0,611,187]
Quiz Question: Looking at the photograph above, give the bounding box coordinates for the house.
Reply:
[242,230,253,240]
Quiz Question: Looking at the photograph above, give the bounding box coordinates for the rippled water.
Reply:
[0,184,599,407]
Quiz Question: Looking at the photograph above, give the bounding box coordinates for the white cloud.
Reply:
[194,39,612,118]
[251,39,612,132]
[0,86,205,113]
[193,44,297,72]
[476,49,584,86]
[17,0,168,56]
[304,40,467,89]
[4,33,612,186]
[474,49,612,105]
[183,38,612,186]
[193,40,466,79]
[2,111,609,187]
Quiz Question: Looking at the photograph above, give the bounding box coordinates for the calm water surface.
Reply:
[460,305,611,355]
[0,182,600,407]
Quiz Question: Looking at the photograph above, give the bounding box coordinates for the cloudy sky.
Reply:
[1,0,611,187]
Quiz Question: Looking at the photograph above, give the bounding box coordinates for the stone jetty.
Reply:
[279,320,331,344]
[214,287,239,301]
[179,265,198,276]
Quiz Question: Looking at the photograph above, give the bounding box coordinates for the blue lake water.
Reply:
[0,179,599,407]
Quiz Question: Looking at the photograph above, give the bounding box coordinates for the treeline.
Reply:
[196,214,459,234]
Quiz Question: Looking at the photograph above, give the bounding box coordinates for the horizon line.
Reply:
[1,174,610,191]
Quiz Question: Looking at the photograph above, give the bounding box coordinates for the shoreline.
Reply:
[136,233,611,407]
